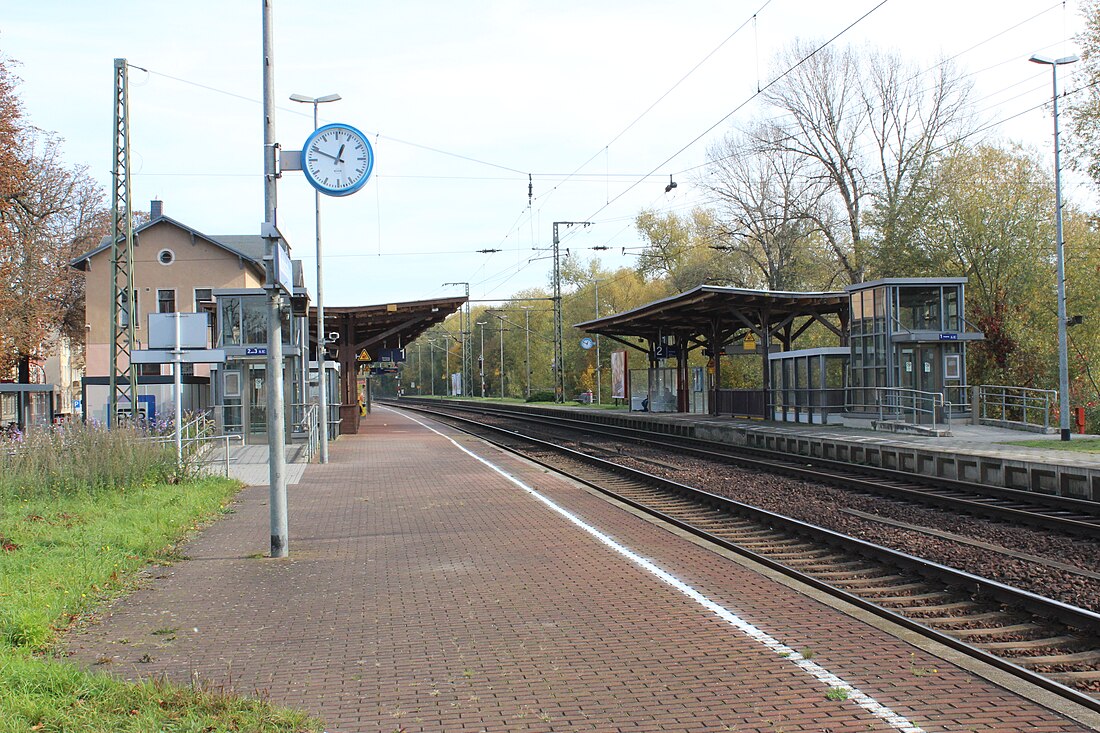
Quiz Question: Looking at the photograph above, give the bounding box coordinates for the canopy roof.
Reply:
[321,296,466,355]
[322,296,466,407]
[575,285,848,350]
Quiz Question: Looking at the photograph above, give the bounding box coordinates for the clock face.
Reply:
[301,123,374,197]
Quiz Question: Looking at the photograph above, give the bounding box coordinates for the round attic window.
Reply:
[157,248,175,265]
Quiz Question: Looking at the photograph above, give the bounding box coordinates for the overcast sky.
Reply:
[1,1,1088,308]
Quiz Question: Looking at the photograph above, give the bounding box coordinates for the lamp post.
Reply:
[1030,53,1078,441]
[495,313,506,398]
[290,91,341,462]
[416,342,423,395]
[427,340,437,396]
[521,306,533,398]
[477,321,487,398]
[594,279,604,404]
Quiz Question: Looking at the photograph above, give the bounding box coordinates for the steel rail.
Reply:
[391,398,1100,538]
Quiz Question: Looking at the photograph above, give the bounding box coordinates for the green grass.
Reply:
[0,426,321,732]
[1001,437,1100,453]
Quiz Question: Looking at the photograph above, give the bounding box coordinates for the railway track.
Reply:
[386,401,1100,714]
[391,398,1100,540]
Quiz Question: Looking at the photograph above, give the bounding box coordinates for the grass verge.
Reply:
[1001,437,1100,453]
[0,443,321,732]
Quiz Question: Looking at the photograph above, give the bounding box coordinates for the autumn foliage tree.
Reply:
[0,53,109,381]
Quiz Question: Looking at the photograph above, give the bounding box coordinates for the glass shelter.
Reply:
[845,277,979,419]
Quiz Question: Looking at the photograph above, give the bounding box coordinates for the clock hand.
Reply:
[334,143,346,165]
[314,149,340,162]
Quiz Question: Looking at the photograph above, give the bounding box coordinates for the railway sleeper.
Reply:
[1013,649,1100,667]
[901,600,983,616]
[828,574,911,588]
[871,591,953,603]
[975,635,1085,651]
[950,623,1044,639]
[922,611,1019,626]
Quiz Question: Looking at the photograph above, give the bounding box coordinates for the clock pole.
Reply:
[262,0,289,558]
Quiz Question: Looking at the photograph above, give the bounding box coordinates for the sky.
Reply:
[0,0,1090,310]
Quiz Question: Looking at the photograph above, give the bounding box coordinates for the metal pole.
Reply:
[1031,53,1078,441]
[416,343,422,394]
[1052,64,1072,442]
[174,312,182,468]
[262,0,288,557]
[498,316,505,398]
[430,342,436,396]
[524,307,531,398]
[595,279,602,405]
[552,223,563,402]
[445,337,450,396]
[312,101,330,463]
[479,323,486,397]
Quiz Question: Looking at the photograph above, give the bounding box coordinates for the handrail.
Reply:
[292,402,319,463]
[978,385,1056,432]
[875,387,948,431]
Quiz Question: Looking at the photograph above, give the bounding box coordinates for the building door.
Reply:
[246,363,267,444]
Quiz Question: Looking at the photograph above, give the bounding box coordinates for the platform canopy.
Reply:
[317,295,466,407]
[574,284,849,356]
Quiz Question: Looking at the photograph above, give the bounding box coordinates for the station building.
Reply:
[70,201,464,441]
[577,277,984,429]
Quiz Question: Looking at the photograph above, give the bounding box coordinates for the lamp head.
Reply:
[289,93,342,103]
[1030,53,1079,66]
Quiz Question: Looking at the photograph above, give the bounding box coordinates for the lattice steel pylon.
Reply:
[108,58,138,425]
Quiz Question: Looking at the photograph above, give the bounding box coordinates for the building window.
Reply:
[139,363,161,376]
[118,288,138,328]
[194,288,213,312]
[157,249,175,265]
[224,371,242,398]
[157,289,176,313]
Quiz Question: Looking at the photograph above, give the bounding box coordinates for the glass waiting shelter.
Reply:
[846,277,981,419]
[769,348,849,424]
[210,288,310,445]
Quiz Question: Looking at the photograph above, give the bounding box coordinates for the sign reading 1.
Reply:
[301,123,374,197]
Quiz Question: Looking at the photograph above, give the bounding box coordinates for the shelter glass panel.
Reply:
[220,297,241,346]
[945,286,960,331]
[899,287,942,331]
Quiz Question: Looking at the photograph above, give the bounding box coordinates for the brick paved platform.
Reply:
[67,407,1099,732]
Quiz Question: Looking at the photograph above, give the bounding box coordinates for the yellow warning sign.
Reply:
[743,333,757,351]
[357,349,372,362]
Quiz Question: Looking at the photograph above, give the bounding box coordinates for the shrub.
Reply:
[526,390,557,403]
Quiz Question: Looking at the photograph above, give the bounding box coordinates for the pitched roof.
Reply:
[70,215,266,272]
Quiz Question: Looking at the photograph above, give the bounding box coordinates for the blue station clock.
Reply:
[300,123,374,197]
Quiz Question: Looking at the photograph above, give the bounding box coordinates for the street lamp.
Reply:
[520,306,534,398]
[477,321,487,398]
[1029,53,1078,441]
[494,313,507,398]
[594,279,605,405]
[290,92,341,462]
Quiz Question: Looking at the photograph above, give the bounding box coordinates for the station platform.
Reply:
[503,401,1100,502]
[67,407,1098,732]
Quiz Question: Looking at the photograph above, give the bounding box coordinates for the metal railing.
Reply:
[146,432,244,477]
[875,387,949,431]
[293,402,320,463]
[978,385,1056,432]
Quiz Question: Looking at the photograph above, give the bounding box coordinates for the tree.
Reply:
[1068,0,1100,186]
[700,127,835,290]
[633,208,723,292]
[915,144,1053,385]
[0,124,110,380]
[753,42,972,284]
